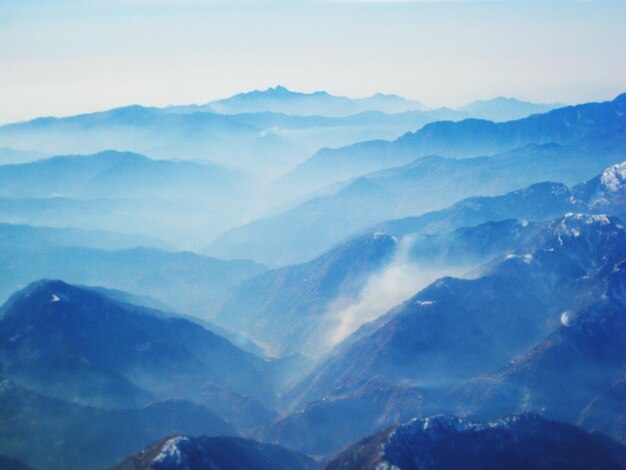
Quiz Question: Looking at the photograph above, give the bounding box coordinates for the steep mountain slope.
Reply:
[0,281,276,426]
[291,214,626,405]
[0,245,266,317]
[323,414,626,470]
[281,93,626,193]
[209,144,625,265]
[212,163,626,359]
[0,379,235,470]
[454,258,626,442]
[213,232,398,357]
[213,219,547,359]
[259,215,626,456]
[112,434,317,470]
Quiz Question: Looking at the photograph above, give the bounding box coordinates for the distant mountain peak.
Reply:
[457,96,563,121]
[205,86,424,116]
[264,85,296,96]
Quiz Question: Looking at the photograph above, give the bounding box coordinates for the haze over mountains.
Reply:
[0,87,625,469]
[0,87,560,180]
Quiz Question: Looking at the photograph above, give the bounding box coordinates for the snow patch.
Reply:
[560,311,571,327]
[153,436,190,466]
[50,294,60,303]
[505,254,533,264]
[600,162,626,192]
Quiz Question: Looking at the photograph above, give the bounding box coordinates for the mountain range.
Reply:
[0,89,625,469]
[279,93,626,195]
[209,143,626,266]
[323,414,626,470]
[0,280,279,429]
[0,236,266,316]
[178,86,427,116]
[0,150,247,201]
[258,213,626,456]
[209,162,626,360]
[0,94,440,179]
[457,96,563,122]
[0,150,259,248]
[0,87,563,181]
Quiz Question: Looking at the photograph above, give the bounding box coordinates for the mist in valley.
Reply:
[1,1,626,468]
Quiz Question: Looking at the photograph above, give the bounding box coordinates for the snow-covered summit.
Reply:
[152,436,191,467]
[600,161,626,193]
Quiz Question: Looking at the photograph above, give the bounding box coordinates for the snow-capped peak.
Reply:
[600,162,626,192]
[153,436,190,466]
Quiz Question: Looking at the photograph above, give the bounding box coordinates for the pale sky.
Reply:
[1,0,625,123]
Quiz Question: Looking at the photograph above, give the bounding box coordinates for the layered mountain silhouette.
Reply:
[213,143,626,265]
[0,243,266,317]
[0,379,235,470]
[2,90,626,469]
[259,214,626,456]
[214,232,399,357]
[211,163,626,360]
[0,150,247,200]
[0,150,260,247]
[457,96,562,122]
[0,221,165,251]
[196,86,427,116]
[0,281,277,428]
[280,93,626,194]
[0,91,449,178]
[0,88,564,181]
[323,414,626,470]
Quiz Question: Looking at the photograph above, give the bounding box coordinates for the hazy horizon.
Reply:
[1,0,625,123]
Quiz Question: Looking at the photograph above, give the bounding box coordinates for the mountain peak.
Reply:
[324,414,626,470]
[265,85,292,95]
[600,161,626,192]
[112,435,317,470]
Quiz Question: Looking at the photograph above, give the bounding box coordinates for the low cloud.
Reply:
[322,236,467,350]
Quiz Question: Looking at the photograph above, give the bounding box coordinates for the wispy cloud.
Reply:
[322,236,467,350]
